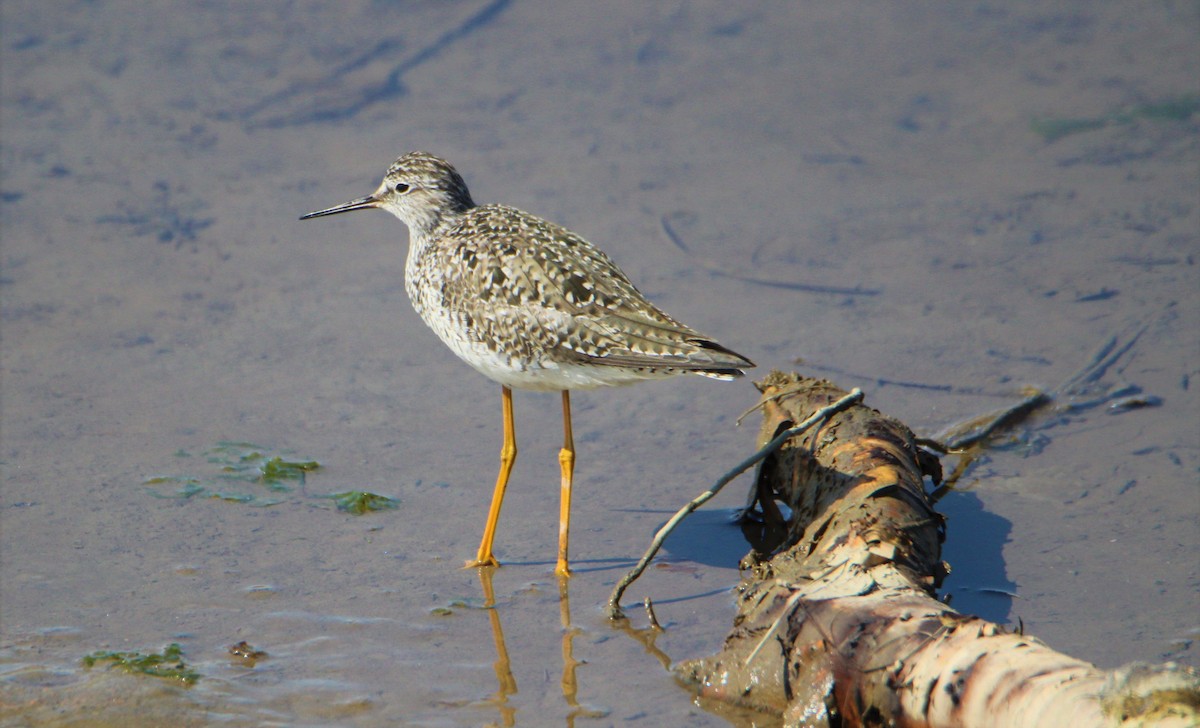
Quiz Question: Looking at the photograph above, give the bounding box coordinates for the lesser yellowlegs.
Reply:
[301,152,754,575]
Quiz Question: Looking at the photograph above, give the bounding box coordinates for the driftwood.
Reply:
[673,372,1199,727]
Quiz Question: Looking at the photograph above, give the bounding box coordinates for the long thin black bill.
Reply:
[299,195,378,220]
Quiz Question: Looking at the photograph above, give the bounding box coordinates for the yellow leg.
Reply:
[556,391,575,577]
[468,386,517,569]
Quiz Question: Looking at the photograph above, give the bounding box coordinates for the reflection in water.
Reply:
[477,567,517,726]
[609,610,672,672]
[557,576,584,725]
[475,568,609,725]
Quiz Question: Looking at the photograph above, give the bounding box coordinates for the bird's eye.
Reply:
[394,183,411,194]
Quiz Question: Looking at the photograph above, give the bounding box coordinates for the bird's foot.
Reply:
[464,556,501,569]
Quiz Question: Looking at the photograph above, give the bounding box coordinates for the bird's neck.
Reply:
[405,196,472,241]
[403,208,462,281]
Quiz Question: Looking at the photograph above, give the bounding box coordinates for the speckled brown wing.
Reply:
[430,204,753,376]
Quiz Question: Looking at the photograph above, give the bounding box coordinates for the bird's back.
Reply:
[406,204,753,391]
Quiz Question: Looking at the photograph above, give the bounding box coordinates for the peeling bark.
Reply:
[676,372,1199,727]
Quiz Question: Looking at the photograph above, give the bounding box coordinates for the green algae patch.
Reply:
[145,442,399,515]
[328,490,400,515]
[82,643,199,685]
[1032,94,1200,142]
[260,455,320,484]
[206,441,319,487]
[144,441,320,506]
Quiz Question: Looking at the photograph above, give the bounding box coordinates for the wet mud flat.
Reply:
[2,2,1196,725]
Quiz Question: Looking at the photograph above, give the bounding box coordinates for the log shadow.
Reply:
[936,489,1015,625]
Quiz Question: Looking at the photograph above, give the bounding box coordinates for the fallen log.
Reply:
[674,371,1199,727]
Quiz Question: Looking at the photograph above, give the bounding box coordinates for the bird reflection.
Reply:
[477,566,517,726]
[474,567,609,725]
[558,576,585,724]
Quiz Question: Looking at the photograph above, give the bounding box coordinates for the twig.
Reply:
[744,590,806,665]
[931,388,1051,452]
[927,320,1151,453]
[607,388,864,619]
[644,598,663,631]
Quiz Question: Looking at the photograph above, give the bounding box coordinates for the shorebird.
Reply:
[301,152,753,575]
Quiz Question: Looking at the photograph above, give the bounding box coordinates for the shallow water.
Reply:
[2,2,1197,725]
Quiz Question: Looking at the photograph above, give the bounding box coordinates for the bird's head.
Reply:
[300,151,475,236]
